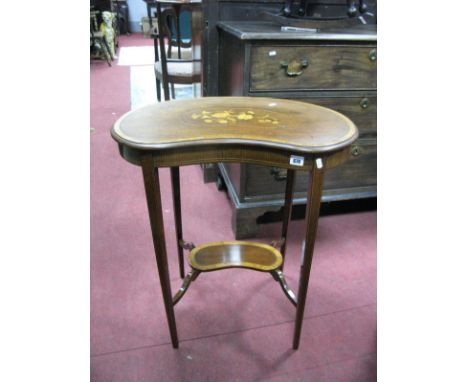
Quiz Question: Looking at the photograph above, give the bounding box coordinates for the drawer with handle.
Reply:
[323,139,376,190]
[242,140,376,199]
[250,45,377,92]
[302,96,377,138]
[248,94,377,138]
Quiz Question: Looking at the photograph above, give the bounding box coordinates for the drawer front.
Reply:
[250,45,377,92]
[323,140,376,190]
[244,140,376,198]
[301,96,376,138]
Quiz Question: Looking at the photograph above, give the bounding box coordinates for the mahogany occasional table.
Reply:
[111,96,358,349]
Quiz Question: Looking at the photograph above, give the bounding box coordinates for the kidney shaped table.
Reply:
[111,96,358,349]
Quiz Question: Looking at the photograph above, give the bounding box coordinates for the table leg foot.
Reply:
[173,269,200,305]
[271,269,297,306]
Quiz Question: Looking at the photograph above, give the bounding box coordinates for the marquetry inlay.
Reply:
[191,109,279,125]
[111,97,358,152]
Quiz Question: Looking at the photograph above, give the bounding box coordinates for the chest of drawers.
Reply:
[216,21,377,239]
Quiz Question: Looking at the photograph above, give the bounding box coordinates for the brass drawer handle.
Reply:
[360,97,369,109]
[270,167,287,181]
[368,48,377,62]
[351,145,362,157]
[280,59,309,77]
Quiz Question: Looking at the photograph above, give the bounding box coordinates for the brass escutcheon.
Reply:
[360,98,369,109]
[280,58,309,77]
[270,167,288,181]
[351,145,362,157]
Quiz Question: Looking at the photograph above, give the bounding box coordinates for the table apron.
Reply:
[118,144,350,170]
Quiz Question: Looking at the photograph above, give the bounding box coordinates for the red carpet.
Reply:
[91,34,377,381]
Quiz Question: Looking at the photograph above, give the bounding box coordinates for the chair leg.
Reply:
[156,78,161,102]
[100,37,112,67]
[170,83,176,99]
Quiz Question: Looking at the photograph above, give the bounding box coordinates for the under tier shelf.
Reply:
[189,241,283,272]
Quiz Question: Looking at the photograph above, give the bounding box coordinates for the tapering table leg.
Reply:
[280,169,296,269]
[141,155,179,348]
[171,166,185,279]
[293,158,325,349]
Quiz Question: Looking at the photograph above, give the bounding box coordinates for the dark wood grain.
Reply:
[250,45,377,91]
[112,97,358,154]
[141,154,179,348]
[216,21,376,238]
[280,169,295,269]
[117,137,352,170]
[113,95,357,350]
[239,140,375,198]
[262,92,377,139]
[170,166,185,278]
[293,158,324,349]
[300,96,376,138]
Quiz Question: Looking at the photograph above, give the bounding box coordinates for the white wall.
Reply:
[127,0,150,33]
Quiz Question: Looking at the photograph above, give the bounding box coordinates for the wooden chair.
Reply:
[90,9,113,66]
[153,2,201,101]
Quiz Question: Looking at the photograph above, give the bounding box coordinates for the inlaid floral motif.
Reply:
[191,110,279,125]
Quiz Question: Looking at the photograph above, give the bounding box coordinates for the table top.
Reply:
[217,21,377,41]
[161,0,201,3]
[111,97,358,155]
